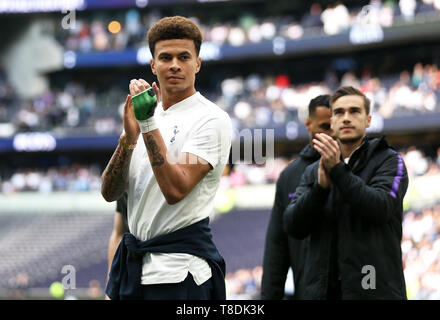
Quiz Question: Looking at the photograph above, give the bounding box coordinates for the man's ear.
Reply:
[195,57,201,74]
[366,114,371,128]
[150,59,157,75]
[305,117,311,131]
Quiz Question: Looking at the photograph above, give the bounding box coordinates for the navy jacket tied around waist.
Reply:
[105,217,226,300]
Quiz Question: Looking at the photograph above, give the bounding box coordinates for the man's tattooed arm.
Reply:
[146,134,165,166]
[141,130,210,204]
[101,142,134,202]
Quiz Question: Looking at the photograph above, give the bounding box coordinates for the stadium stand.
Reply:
[2,61,439,138]
[0,212,113,297]
[51,1,440,52]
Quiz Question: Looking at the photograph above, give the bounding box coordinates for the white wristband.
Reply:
[137,117,158,133]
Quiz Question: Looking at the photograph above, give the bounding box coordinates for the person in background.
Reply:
[284,86,408,299]
[261,94,332,299]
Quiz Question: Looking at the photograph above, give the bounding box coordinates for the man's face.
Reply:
[150,39,201,94]
[306,106,332,142]
[331,95,371,144]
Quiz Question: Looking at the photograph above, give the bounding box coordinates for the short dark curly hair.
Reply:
[308,94,330,117]
[147,16,203,57]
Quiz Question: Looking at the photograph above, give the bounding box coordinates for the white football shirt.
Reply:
[127,92,232,285]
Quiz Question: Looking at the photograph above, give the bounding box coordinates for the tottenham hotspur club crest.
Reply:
[170,126,179,143]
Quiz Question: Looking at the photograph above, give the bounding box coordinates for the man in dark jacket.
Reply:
[283,86,408,300]
[261,95,332,299]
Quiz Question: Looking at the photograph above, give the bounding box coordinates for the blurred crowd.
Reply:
[55,0,440,53]
[403,202,440,299]
[12,81,111,134]
[216,62,440,129]
[3,61,439,135]
[0,164,102,194]
[1,0,440,136]
[2,145,439,193]
[403,145,440,177]
[226,266,263,300]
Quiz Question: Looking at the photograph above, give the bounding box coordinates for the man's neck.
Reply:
[161,87,196,111]
[339,137,365,159]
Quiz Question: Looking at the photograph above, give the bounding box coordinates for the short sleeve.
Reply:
[181,113,232,169]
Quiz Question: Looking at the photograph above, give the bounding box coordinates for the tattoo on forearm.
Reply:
[146,135,164,166]
[101,145,132,200]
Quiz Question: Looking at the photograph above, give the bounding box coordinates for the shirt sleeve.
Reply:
[181,113,232,169]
